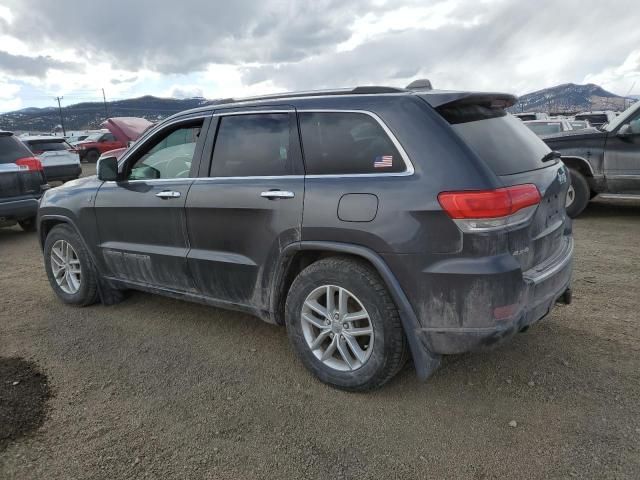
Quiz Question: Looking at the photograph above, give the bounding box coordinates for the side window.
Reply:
[299,112,405,175]
[102,133,116,142]
[210,113,294,177]
[127,123,202,180]
[628,117,640,134]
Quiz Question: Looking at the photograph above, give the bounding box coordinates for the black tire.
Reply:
[43,224,99,306]
[285,257,408,391]
[566,168,590,218]
[85,149,100,163]
[18,217,36,232]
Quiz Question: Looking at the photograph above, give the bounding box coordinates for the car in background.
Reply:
[514,112,549,121]
[568,119,590,130]
[1,131,48,231]
[74,118,154,163]
[574,111,616,129]
[74,130,124,163]
[524,119,573,137]
[21,136,81,183]
[543,101,640,217]
[97,117,154,161]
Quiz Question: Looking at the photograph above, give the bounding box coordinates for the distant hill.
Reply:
[1,83,637,132]
[0,96,216,133]
[512,83,636,114]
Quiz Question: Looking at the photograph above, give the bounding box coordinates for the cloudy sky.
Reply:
[0,0,638,112]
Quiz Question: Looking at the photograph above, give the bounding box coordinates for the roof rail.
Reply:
[227,85,407,104]
[406,79,433,91]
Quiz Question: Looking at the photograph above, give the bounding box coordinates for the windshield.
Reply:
[84,133,103,142]
[602,101,640,132]
[525,122,563,136]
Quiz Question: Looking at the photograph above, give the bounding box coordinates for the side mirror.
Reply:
[97,156,119,181]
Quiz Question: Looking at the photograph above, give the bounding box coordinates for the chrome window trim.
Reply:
[296,109,415,178]
[112,109,415,183]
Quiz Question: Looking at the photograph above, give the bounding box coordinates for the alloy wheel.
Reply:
[50,239,82,294]
[300,285,374,372]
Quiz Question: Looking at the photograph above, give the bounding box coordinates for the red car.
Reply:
[74,117,153,163]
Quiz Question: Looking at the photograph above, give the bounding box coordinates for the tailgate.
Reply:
[432,96,570,272]
[499,164,570,271]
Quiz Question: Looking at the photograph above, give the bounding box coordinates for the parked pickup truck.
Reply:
[543,101,640,217]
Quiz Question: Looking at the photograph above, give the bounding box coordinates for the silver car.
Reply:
[21,136,81,183]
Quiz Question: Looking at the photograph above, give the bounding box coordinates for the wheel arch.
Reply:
[272,241,440,379]
[561,156,594,178]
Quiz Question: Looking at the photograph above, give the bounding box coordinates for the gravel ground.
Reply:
[1,168,639,478]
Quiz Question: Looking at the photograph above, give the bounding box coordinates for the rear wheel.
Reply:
[565,168,590,218]
[18,218,36,232]
[285,257,408,391]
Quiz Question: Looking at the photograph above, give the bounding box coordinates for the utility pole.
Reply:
[55,96,66,136]
[102,88,109,119]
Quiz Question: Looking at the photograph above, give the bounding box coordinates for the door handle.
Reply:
[260,190,295,199]
[156,190,181,199]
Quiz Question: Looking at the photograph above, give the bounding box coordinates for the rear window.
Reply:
[25,140,70,152]
[575,114,607,125]
[525,122,563,136]
[438,104,554,175]
[0,135,34,164]
[299,112,405,175]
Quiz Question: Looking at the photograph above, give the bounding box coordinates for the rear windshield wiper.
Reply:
[541,151,561,163]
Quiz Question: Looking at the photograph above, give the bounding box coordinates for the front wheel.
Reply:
[85,149,100,163]
[285,257,408,391]
[44,224,99,306]
[565,169,590,218]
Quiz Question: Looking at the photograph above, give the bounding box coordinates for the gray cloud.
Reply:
[111,76,138,85]
[242,0,640,95]
[2,0,392,74]
[0,50,82,77]
[1,0,638,97]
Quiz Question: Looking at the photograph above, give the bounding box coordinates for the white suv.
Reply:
[21,136,81,183]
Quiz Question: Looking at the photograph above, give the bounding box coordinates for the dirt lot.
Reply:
[1,165,639,479]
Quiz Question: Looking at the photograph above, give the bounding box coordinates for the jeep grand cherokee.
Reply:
[37,82,574,390]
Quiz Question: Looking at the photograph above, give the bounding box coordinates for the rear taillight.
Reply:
[438,184,541,232]
[15,157,44,172]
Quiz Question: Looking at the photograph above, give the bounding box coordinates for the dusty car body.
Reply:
[38,83,573,390]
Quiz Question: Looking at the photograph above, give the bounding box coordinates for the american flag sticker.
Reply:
[374,155,393,168]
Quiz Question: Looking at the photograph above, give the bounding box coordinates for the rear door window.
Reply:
[0,135,34,164]
[298,112,405,175]
[437,104,554,175]
[210,113,297,177]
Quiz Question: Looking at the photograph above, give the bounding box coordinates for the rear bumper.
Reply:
[44,163,81,182]
[419,237,574,354]
[0,196,40,221]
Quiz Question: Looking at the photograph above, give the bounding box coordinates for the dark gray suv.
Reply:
[38,83,574,390]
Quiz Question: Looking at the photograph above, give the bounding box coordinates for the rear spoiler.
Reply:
[417,91,518,109]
